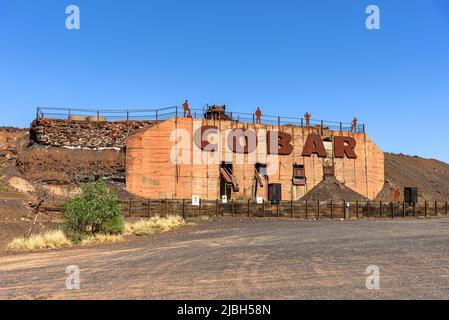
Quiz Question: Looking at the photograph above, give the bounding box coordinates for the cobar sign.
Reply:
[194,127,358,159]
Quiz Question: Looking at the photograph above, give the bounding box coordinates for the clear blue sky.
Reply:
[1,0,449,162]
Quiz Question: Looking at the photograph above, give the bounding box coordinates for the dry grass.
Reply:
[125,215,188,236]
[7,216,190,252]
[7,230,72,251]
[81,234,124,245]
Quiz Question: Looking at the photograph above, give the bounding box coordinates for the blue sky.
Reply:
[1,0,449,162]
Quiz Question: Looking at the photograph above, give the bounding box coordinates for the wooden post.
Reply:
[367,201,371,219]
[305,200,308,219]
[291,199,294,219]
[232,199,235,217]
[128,199,132,218]
[317,200,320,220]
[147,199,151,218]
[425,201,428,218]
[199,199,202,217]
[248,199,251,218]
[435,201,438,216]
[402,202,405,218]
[391,201,394,219]
[446,201,448,215]
[262,199,265,217]
[330,200,333,220]
[182,199,186,219]
[276,203,279,217]
[413,202,416,217]
[379,201,382,218]
[356,200,359,220]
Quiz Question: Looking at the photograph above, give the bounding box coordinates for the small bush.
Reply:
[8,230,72,251]
[63,181,124,237]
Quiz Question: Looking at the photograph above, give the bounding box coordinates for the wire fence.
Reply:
[36,106,366,133]
[119,199,449,220]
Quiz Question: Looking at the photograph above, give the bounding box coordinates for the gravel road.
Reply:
[1,218,449,299]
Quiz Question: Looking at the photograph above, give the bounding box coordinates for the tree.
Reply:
[63,181,124,236]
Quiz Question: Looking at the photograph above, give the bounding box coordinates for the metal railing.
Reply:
[36,106,366,133]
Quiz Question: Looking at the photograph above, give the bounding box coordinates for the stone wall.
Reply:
[30,118,158,149]
[16,146,125,184]
[126,118,385,201]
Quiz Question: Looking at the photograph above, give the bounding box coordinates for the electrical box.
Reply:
[268,183,282,204]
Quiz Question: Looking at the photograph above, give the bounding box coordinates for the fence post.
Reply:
[97,111,100,122]
[435,201,438,216]
[413,202,416,217]
[276,203,279,217]
[291,199,294,219]
[164,199,167,216]
[199,199,202,216]
[317,200,320,220]
[182,199,186,219]
[356,200,359,219]
[301,118,304,127]
[126,111,129,121]
[147,199,151,218]
[320,120,324,135]
[391,201,394,219]
[379,201,382,218]
[278,116,281,128]
[305,200,308,219]
[128,199,132,218]
[367,200,371,219]
[215,199,219,217]
[446,201,448,215]
[339,122,342,132]
[262,199,265,217]
[248,199,251,218]
[425,201,428,218]
[330,200,333,219]
[156,110,158,120]
[222,199,224,218]
[231,199,235,217]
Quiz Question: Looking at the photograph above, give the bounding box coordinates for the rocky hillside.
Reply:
[378,153,449,202]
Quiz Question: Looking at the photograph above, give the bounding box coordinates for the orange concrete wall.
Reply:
[126,118,384,200]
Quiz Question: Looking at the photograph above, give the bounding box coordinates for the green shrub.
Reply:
[101,214,125,235]
[63,181,124,237]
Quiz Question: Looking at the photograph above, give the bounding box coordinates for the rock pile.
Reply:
[30,118,158,149]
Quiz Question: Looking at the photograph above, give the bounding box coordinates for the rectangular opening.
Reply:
[293,164,306,186]
[220,162,239,199]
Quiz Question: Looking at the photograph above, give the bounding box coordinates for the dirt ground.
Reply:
[1,218,449,300]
